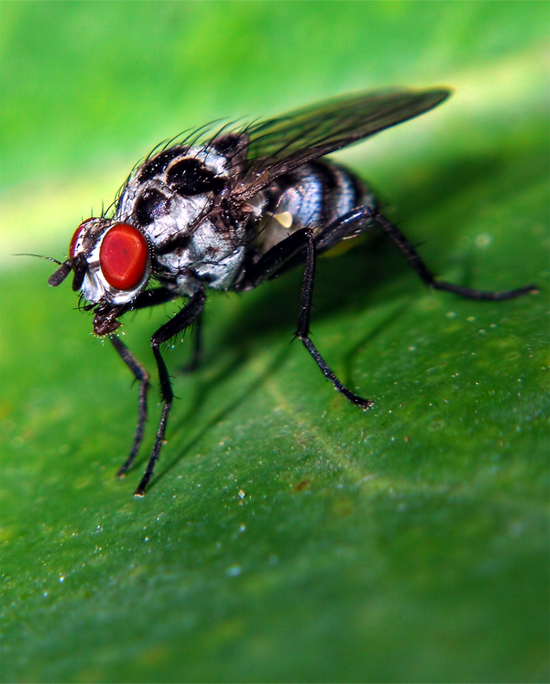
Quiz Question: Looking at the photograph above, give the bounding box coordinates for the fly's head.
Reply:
[49,217,151,335]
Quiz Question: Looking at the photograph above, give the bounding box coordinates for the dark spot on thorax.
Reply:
[156,234,191,256]
[134,188,169,226]
[138,147,187,182]
[166,157,225,196]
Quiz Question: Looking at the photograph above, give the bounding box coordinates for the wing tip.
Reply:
[423,86,453,104]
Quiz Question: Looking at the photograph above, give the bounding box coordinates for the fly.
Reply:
[48,88,537,496]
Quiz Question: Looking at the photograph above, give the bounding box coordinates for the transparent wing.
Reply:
[234,87,450,198]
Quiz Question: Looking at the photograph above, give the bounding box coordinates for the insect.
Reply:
[47,88,536,496]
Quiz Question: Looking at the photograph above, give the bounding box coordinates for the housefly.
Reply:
[48,88,536,496]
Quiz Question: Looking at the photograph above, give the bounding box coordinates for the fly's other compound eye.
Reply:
[99,223,149,290]
[69,220,90,258]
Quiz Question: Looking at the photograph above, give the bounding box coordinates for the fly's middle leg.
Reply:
[296,230,373,410]
[236,222,375,409]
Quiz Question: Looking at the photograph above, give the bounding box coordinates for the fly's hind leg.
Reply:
[374,212,537,300]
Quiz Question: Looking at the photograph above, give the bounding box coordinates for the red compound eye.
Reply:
[99,223,148,290]
[69,221,89,258]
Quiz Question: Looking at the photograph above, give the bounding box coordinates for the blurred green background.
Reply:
[1,2,548,682]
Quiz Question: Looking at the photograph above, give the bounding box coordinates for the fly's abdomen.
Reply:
[251,160,375,255]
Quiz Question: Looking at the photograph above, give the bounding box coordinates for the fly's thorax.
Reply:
[117,145,231,246]
[116,144,249,294]
[69,218,151,306]
[153,218,247,295]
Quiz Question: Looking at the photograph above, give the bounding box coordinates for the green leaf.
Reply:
[1,3,548,682]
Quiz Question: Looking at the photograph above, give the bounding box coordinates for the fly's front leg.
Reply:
[374,212,537,300]
[130,286,179,310]
[108,287,179,478]
[109,335,149,477]
[296,231,373,410]
[135,287,207,497]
